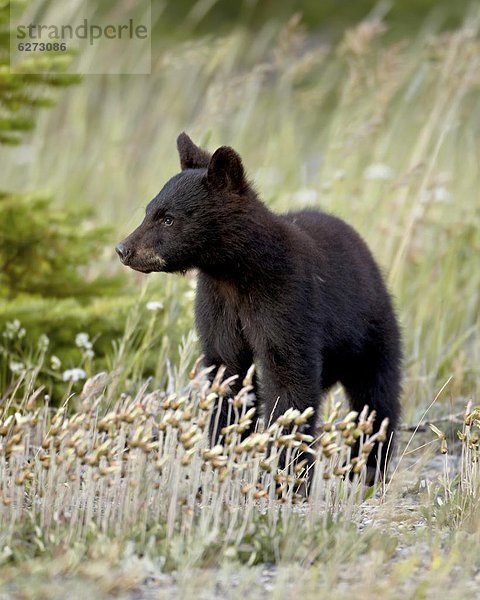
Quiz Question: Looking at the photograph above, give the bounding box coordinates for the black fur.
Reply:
[117,133,402,477]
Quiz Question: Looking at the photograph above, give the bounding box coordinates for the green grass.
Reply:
[1,4,480,598]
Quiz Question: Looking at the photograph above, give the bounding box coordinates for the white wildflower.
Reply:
[292,188,318,204]
[333,169,346,181]
[363,163,393,181]
[9,361,25,374]
[50,355,62,370]
[9,319,21,331]
[146,301,164,311]
[3,320,25,340]
[412,204,425,219]
[432,186,451,203]
[62,368,87,382]
[420,185,452,205]
[38,334,50,351]
[75,333,92,349]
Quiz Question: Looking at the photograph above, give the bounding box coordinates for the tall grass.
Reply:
[0,346,386,567]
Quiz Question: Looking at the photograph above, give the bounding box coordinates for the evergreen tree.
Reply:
[0,192,118,300]
[0,0,121,301]
[0,0,79,144]
[0,1,127,397]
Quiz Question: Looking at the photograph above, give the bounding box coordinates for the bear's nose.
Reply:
[115,243,130,264]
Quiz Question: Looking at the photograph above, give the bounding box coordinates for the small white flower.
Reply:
[62,368,87,382]
[420,185,452,205]
[146,301,164,311]
[4,320,25,340]
[363,163,393,181]
[333,169,346,181]
[432,186,451,203]
[84,349,95,359]
[50,355,62,370]
[412,204,425,219]
[9,361,25,374]
[75,333,91,349]
[38,334,50,351]
[292,188,318,204]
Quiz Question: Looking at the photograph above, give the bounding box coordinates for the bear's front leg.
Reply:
[196,277,258,445]
[259,339,321,429]
[203,354,257,444]
[259,357,321,479]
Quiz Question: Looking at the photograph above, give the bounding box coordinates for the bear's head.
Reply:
[116,133,251,274]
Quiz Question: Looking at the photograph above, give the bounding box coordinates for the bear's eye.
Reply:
[163,216,174,227]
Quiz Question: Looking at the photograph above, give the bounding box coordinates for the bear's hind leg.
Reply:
[342,355,401,481]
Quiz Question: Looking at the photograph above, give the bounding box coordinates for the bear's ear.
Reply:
[207,146,247,193]
[176,132,211,170]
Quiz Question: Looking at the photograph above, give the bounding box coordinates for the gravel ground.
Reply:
[124,450,464,600]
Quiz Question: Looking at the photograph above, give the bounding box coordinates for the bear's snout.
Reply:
[115,242,131,265]
[115,237,166,273]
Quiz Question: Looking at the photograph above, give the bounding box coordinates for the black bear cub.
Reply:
[116,133,401,480]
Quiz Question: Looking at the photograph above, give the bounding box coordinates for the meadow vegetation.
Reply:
[0,2,479,597]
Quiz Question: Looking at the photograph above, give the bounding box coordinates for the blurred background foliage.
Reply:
[155,0,473,39]
[0,0,479,416]
[0,0,131,393]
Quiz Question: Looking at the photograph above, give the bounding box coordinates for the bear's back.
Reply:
[281,208,379,278]
[281,209,366,253]
[280,208,390,320]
